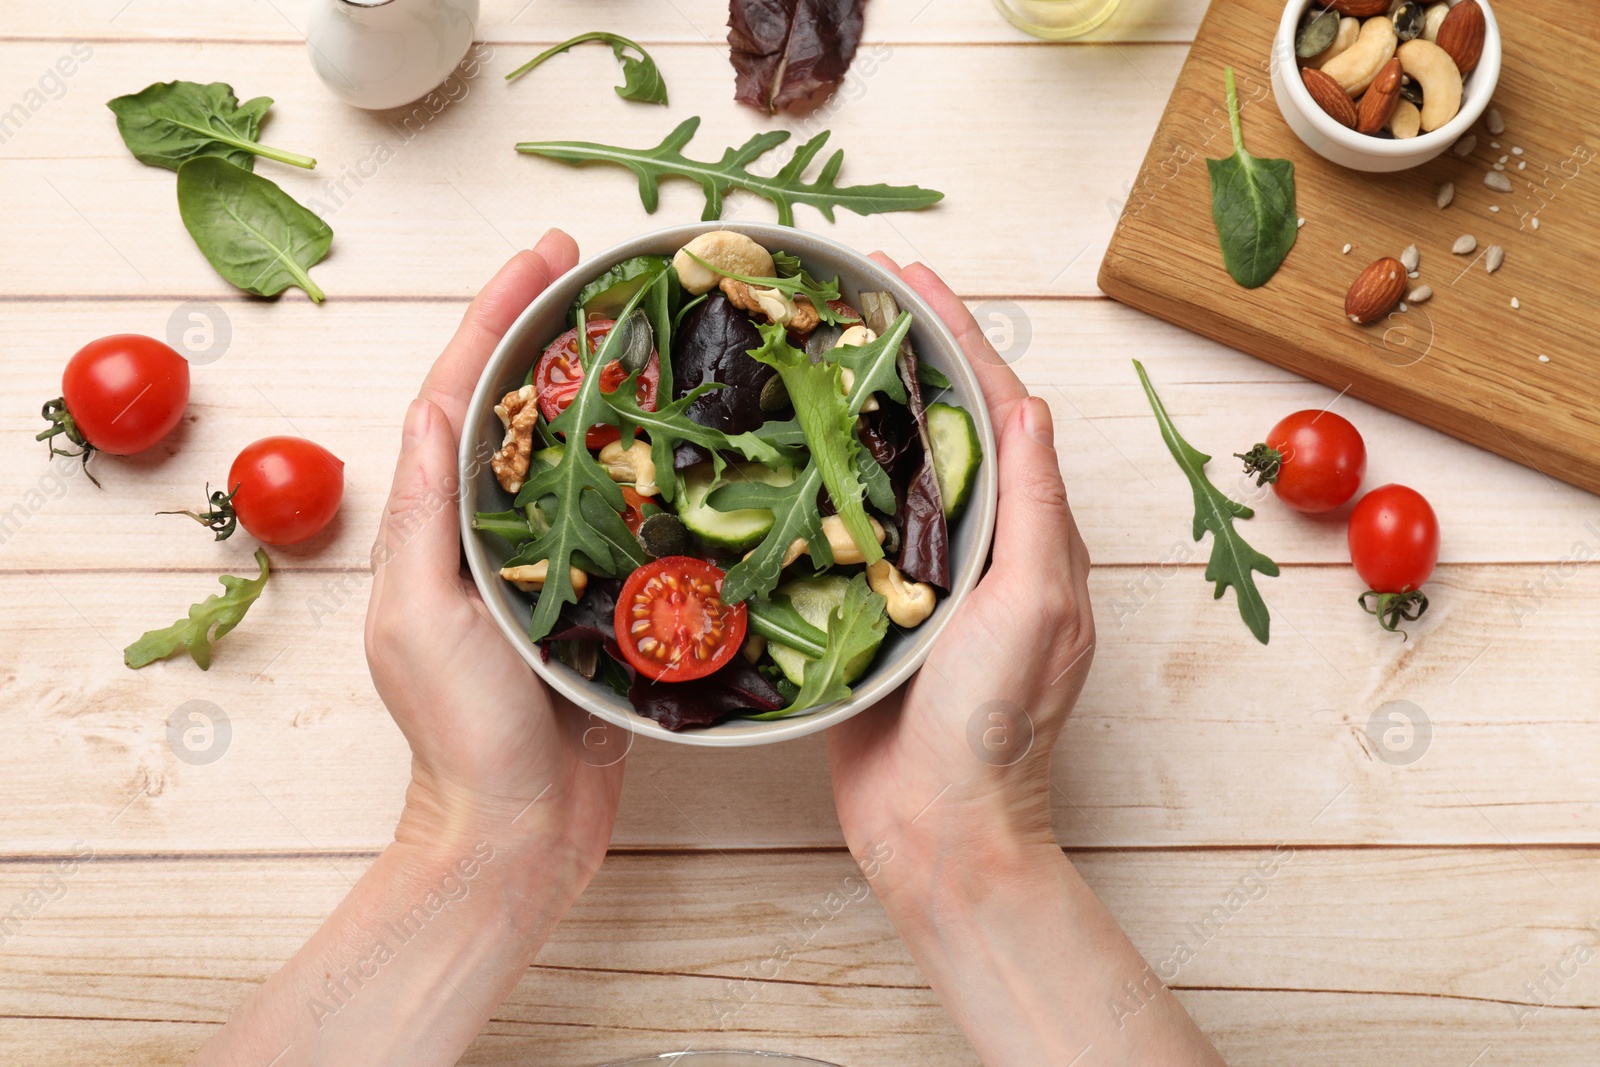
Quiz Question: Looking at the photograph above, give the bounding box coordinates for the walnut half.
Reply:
[491,385,538,494]
[720,278,820,334]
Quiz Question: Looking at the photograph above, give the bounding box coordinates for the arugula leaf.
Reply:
[746,323,879,565]
[125,549,270,669]
[716,313,914,604]
[176,157,333,303]
[856,449,896,513]
[681,249,851,325]
[746,595,829,659]
[601,382,792,504]
[1134,360,1279,644]
[579,489,649,573]
[746,574,887,718]
[1207,67,1297,289]
[506,32,668,105]
[517,116,944,226]
[108,81,316,171]
[471,508,535,544]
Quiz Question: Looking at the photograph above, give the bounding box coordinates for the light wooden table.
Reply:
[3,1,1597,1063]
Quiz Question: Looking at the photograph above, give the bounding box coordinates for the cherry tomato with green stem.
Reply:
[1237,410,1366,513]
[167,437,345,545]
[38,334,191,486]
[1348,483,1439,636]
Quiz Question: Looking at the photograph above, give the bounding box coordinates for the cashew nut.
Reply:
[1313,16,1362,67]
[672,231,775,295]
[1397,39,1463,132]
[866,560,936,628]
[598,438,659,497]
[501,560,589,596]
[1320,15,1397,94]
[838,366,880,413]
[1422,2,1449,42]
[813,514,885,565]
[1389,98,1422,139]
[833,326,881,413]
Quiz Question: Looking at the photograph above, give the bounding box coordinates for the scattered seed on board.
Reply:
[1401,244,1420,272]
[1494,163,1506,171]
[1409,271,1420,279]
[1485,172,1513,193]
[1485,245,1505,273]
[1453,234,1477,254]
[1532,217,1541,230]
[1490,140,1501,150]
[1297,218,1306,228]
[1409,286,1433,304]
[1499,155,1508,164]
[1487,108,1506,135]
[1518,161,1527,170]
[1453,134,1477,157]
[1342,243,1352,254]
[1437,182,1455,208]
[1539,354,1550,363]
[1511,297,1520,309]
[1398,302,1409,313]
[1512,146,1524,155]
[1490,206,1501,213]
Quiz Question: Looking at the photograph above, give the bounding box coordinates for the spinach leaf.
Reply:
[107,81,316,172]
[506,31,668,105]
[176,156,333,303]
[517,116,944,226]
[1207,67,1297,289]
[745,574,887,718]
[125,548,270,670]
[1134,361,1279,644]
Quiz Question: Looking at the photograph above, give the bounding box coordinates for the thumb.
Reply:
[992,396,1076,567]
[371,398,463,602]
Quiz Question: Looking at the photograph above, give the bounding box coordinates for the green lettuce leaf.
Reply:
[746,574,887,718]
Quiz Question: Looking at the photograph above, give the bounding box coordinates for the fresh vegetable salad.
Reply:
[473,231,982,730]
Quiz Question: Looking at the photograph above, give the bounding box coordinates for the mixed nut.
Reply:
[1296,0,1486,139]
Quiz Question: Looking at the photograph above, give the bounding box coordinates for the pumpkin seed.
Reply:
[1393,2,1426,41]
[637,512,691,558]
[613,308,654,376]
[1399,80,1424,108]
[759,373,791,412]
[1296,6,1341,58]
[880,519,901,558]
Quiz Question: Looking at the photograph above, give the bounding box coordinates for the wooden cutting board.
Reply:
[1099,0,1600,494]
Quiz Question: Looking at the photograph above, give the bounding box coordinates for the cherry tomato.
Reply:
[228,436,345,545]
[619,486,650,535]
[1239,410,1366,513]
[1349,484,1438,593]
[40,335,191,476]
[535,318,659,451]
[614,557,746,682]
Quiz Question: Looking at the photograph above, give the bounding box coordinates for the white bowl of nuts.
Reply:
[1272,0,1501,172]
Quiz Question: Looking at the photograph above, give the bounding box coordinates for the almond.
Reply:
[1303,67,1358,128]
[1355,58,1404,134]
[1329,0,1392,15]
[1435,0,1486,74]
[1345,257,1407,325]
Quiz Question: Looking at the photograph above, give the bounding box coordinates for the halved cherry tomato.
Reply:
[614,557,746,682]
[1239,410,1366,514]
[619,486,649,535]
[535,318,659,451]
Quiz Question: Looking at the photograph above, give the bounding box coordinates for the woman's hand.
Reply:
[828,256,1095,877]
[365,230,624,872]
[827,260,1226,1066]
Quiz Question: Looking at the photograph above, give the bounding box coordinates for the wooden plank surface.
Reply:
[5,849,1600,1066]
[1100,0,1600,494]
[4,560,1596,853]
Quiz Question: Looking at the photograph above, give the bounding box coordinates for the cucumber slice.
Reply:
[572,255,671,319]
[677,462,795,551]
[926,402,982,518]
[767,575,883,687]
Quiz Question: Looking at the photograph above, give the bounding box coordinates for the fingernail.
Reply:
[402,398,431,452]
[1022,396,1054,446]
[533,226,557,250]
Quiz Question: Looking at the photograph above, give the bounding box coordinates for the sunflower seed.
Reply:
[1342,243,1352,254]
[1512,146,1524,155]
[1490,205,1500,212]
[1485,245,1504,273]
[1511,297,1520,309]
[1437,181,1455,208]
[1485,171,1514,193]
[1401,244,1420,272]
[1486,108,1506,135]
[1453,134,1477,156]
[1452,234,1477,254]
[1532,217,1541,230]
[1408,286,1433,304]
[1539,354,1550,363]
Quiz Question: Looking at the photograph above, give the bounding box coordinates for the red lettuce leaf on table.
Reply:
[728,0,866,114]
[628,657,786,730]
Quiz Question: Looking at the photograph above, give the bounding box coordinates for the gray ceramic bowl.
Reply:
[459,222,998,747]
